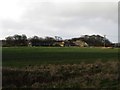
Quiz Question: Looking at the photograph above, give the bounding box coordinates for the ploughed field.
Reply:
[2,47,120,88]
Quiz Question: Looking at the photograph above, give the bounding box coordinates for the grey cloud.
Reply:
[1,2,118,42]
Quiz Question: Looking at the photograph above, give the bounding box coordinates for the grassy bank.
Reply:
[2,61,120,88]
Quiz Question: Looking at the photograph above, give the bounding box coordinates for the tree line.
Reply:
[2,34,112,47]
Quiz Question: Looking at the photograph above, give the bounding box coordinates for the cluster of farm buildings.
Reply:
[0,34,120,48]
[1,39,89,47]
[1,39,120,48]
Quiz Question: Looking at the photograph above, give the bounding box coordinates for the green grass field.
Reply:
[2,47,120,88]
[2,47,119,67]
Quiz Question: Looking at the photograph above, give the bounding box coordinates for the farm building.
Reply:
[64,40,88,47]
[1,40,6,47]
[73,40,88,47]
[53,41,65,47]
[112,43,120,48]
[28,40,65,47]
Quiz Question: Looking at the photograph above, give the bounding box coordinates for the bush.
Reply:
[2,61,120,88]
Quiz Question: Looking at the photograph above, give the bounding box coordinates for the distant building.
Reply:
[28,41,32,47]
[73,40,88,47]
[112,43,120,48]
[0,40,2,47]
[53,41,64,47]
[64,40,76,47]
[1,40,6,47]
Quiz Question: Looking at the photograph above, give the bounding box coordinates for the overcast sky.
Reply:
[0,0,118,43]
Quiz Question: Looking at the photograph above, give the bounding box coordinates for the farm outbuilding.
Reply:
[53,41,65,47]
[73,40,88,47]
